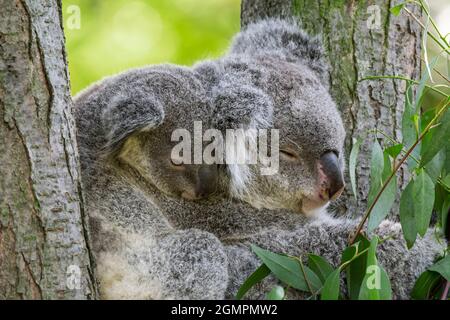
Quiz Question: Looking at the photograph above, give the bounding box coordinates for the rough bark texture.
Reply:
[241,0,421,217]
[0,0,96,299]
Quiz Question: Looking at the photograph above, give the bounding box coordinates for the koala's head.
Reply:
[99,65,218,200]
[219,18,346,216]
[241,66,345,216]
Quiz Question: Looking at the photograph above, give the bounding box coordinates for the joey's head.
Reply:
[99,65,218,200]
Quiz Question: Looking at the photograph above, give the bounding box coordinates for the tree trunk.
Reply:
[241,0,422,217]
[0,0,96,299]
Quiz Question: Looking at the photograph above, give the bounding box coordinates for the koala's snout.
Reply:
[318,151,345,201]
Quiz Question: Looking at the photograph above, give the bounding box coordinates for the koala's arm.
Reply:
[87,177,230,300]
[223,216,446,300]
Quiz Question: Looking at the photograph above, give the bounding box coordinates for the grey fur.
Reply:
[73,18,446,300]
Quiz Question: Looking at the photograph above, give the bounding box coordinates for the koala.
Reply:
[73,18,446,300]
[193,18,446,298]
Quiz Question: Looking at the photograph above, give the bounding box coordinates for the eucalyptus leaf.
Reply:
[413,169,435,236]
[441,196,450,233]
[415,56,440,112]
[320,269,341,300]
[236,263,271,300]
[251,245,321,293]
[367,139,384,205]
[341,235,370,300]
[349,137,363,200]
[399,180,417,248]
[358,266,392,300]
[358,238,392,300]
[424,150,445,183]
[428,255,450,281]
[389,3,405,16]
[421,108,450,167]
[367,153,397,232]
[402,83,418,170]
[385,143,403,159]
[308,254,334,284]
[411,270,442,300]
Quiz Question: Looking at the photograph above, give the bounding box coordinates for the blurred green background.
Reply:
[62,0,240,95]
[62,0,449,99]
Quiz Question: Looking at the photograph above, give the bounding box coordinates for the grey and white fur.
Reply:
[73,19,446,299]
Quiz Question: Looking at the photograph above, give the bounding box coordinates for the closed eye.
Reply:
[280,149,299,161]
[170,158,186,170]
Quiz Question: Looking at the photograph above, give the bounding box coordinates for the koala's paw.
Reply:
[374,220,446,299]
[152,229,229,299]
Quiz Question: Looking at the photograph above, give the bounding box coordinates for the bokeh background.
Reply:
[62,0,240,95]
[62,0,449,98]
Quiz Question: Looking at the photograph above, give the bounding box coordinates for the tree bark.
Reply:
[0,0,96,299]
[241,0,422,217]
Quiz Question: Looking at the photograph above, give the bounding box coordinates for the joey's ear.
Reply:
[101,92,165,153]
[211,79,273,131]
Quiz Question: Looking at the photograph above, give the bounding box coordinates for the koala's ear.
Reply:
[101,93,165,153]
[211,79,273,131]
[230,18,328,81]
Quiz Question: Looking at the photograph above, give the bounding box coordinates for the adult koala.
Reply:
[193,18,446,298]
[74,19,446,299]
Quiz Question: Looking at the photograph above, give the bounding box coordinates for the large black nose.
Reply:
[319,151,345,200]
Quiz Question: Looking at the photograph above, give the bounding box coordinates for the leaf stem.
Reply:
[360,75,449,97]
[367,128,450,191]
[292,256,315,296]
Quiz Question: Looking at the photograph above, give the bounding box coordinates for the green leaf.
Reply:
[385,143,403,159]
[367,139,384,205]
[251,245,321,292]
[399,180,417,248]
[415,56,440,112]
[266,285,285,300]
[308,254,334,284]
[443,174,450,186]
[413,169,435,236]
[411,270,442,299]
[358,266,392,300]
[441,196,450,233]
[420,108,437,162]
[402,83,418,170]
[424,150,445,183]
[390,3,405,16]
[367,153,397,232]
[421,108,450,167]
[358,238,392,300]
[444,143,450,177]
[349,137,363,200]
[321,269,341,300]
[341,235,370,300]
[428,255,450,281]
[236,263,271,300]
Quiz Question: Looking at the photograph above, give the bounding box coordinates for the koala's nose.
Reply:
[318,151,345,201]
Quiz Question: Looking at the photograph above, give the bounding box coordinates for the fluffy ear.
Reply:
[230,18,328,81]
[210,77,273,131]
[101,92,165,153]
